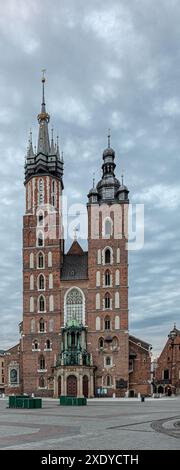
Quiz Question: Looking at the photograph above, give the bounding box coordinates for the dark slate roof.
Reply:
[61,253,88,280]
[129,335,151,351]
[0,350,5,355]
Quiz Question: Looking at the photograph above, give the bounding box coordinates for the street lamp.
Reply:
[168,325,177,394]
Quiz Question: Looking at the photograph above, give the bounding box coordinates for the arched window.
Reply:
[30,296,34,313]
[96,271,100,287]
[115,292,120,308]
[46,339,51,350]
[30,318,35,333]
[28,182,31,210]
[39,354,45,370]
[103,217,113,238]
[105,316,111,330]
[49,318,54,332]
[49,273,53,289]
[30,274,34,290]
[115,269,120,286]
[52,179,56,207]
[105,248,111,264]
[105,293,110,309]
[10,369,18,384]
[99,337,104,349]
[30,252,34,269]
[96,316,101,330]
[39,318,45,333]
[39,295,45,312]
[39,376,45,388]
[37,231,44,247]
[37,211,44,226]
[38,252,44,269]
[106,375,112,387]
[96,293,100,310]
[112,336,119,349]
[38,178,44,206]
[117,248,120,263]
[38,274,45,290]
[49,295,54,312]
[33,340,38,350]
[105,269,111,286]
[115,315,120,330]
[97,249,101,264]
[65,288,84,325]
[48,251,52,267]
[106,356,111,366]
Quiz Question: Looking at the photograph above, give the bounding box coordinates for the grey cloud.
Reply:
[0,0,180,355]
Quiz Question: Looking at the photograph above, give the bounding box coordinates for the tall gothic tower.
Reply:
[22,75,64,394]
[87,132,129,395]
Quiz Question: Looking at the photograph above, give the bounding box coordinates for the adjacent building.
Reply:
[0,350,5,394]
[154,325,180,395]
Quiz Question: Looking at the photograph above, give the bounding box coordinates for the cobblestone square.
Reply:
[0,397,180,450]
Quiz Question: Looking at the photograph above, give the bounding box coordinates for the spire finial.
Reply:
[41,68,46,106]
[51,127,54,143]
[93,172,95,188]
[121,168,124,186]
[73,226,78,240]
[174,322,176,329]
[108,128,111,148]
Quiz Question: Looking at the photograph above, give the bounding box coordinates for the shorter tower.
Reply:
[87,131,129,396]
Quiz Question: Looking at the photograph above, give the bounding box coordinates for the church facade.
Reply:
[4,77,151,398]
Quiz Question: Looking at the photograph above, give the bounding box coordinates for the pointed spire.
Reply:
[41,68,46,113]
[50,127,56,155]
[56,135,60,159]
[27,129,34,158]
[37,70,50,155]
[108,128,111,148]
[93,172,95,188]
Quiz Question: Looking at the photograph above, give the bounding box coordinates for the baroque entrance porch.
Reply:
[55,366,95,398]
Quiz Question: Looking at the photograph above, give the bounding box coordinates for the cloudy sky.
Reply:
[0,0,180,355]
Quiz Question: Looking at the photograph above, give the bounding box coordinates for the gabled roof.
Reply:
[67,240,84,256]
[129,334,151,351]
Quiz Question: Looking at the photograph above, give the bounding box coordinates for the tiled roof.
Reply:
[61,253,88,280]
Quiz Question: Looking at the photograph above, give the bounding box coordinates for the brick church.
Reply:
[4,76,151,398]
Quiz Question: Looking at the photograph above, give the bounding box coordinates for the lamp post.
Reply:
[168,326,177,394]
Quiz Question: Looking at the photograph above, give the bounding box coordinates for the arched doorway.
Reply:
[83,375,89,398]
[158,385,164,394]
[67,375,77,396]
[58,376,61,397]
[129,390,135,398]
